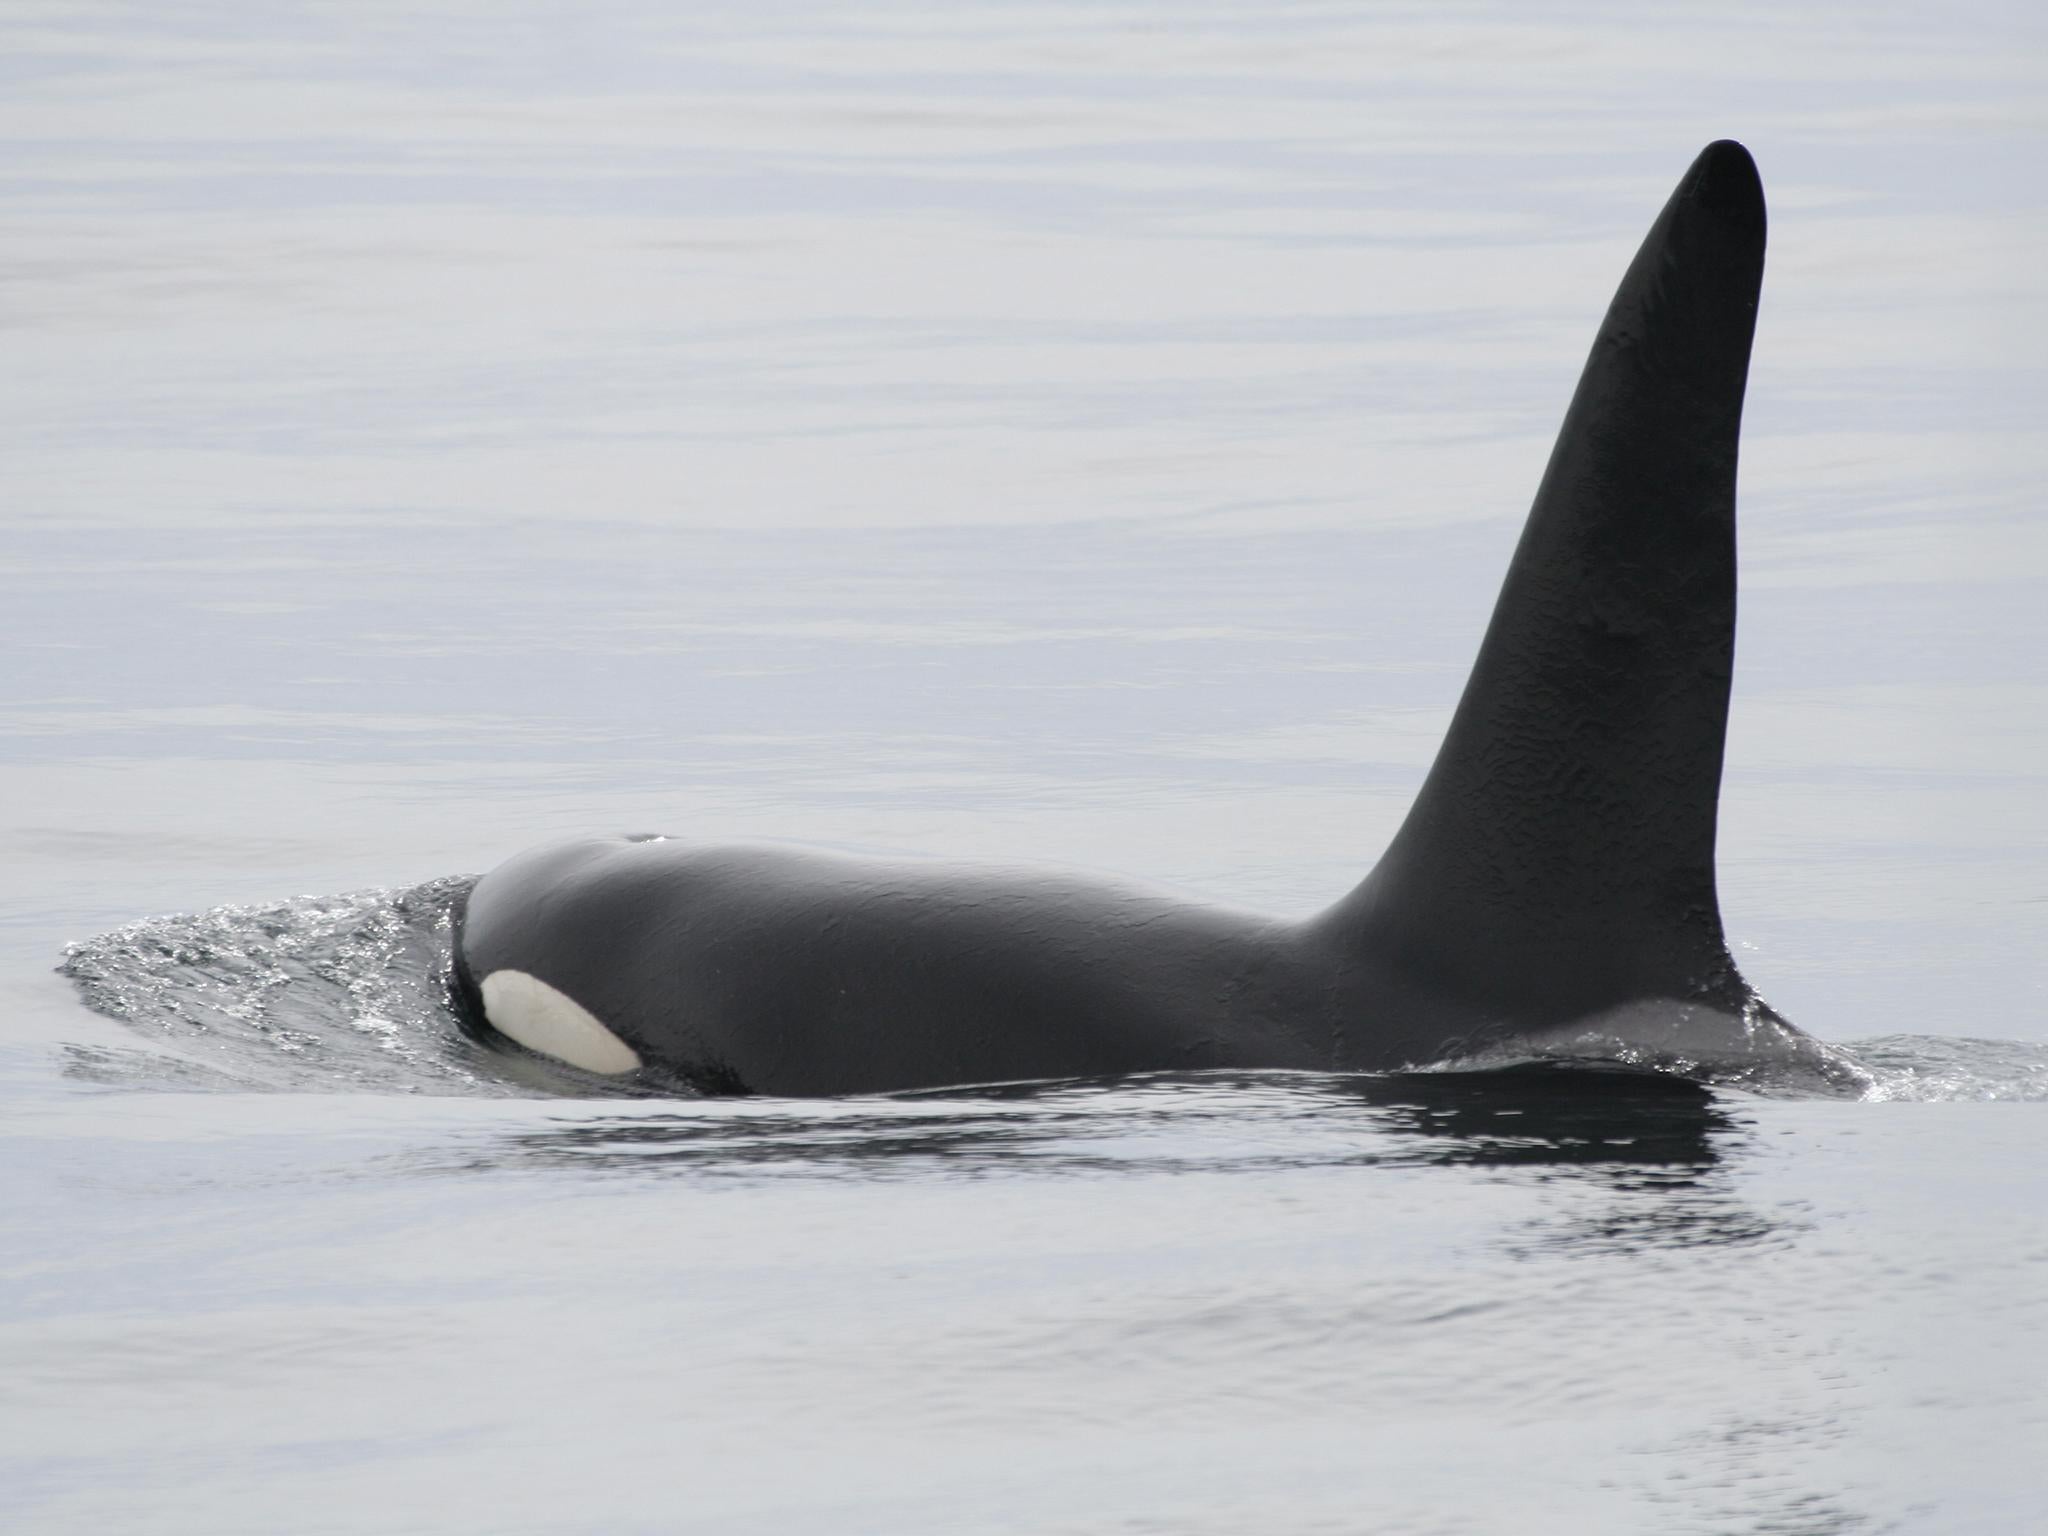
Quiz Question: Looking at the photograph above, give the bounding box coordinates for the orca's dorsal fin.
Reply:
[1331,141,1767,1013]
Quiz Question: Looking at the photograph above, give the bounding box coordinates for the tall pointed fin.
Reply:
[1338,141,1767,1011]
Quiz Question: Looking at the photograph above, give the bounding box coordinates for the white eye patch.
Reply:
[478,969,641,1076]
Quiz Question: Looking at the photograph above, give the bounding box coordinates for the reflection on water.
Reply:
[441,1065,1737,1181]
[1357,1066,1730,1168]
[404,1065,1802,1299]
[438,1067,1788,1266]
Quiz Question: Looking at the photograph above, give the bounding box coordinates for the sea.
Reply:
[3,3,2045,1532]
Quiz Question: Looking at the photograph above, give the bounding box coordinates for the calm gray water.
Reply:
[4,3,2046,1532]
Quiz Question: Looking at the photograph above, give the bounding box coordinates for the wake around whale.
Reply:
[451,140,1870,1099]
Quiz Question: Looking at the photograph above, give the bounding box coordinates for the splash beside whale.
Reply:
[451,140,1870,1099]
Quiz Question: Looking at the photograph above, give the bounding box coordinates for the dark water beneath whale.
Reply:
[4,2,2045,1532]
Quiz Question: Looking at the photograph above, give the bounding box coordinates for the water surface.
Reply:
[4,2,2045,1531]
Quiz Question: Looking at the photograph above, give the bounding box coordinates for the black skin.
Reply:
[454,141,1867,1099]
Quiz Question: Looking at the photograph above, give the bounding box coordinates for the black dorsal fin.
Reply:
[1329,141,1767,1012]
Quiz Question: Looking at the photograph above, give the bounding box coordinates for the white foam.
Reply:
[478,969,641,1076]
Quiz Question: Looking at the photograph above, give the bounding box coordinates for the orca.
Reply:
[451,140,1870,1099]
